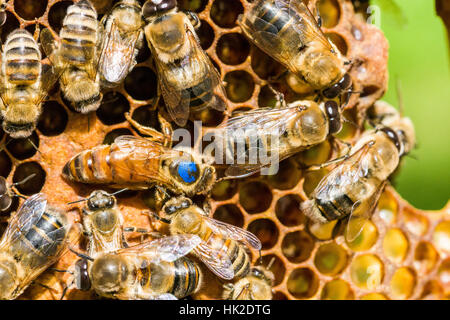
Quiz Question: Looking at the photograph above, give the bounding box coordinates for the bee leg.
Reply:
[33,19,41,41]
[186,11,201,29]
[125,112,172,147]
[307,153,351,171]
[123,226,160,242]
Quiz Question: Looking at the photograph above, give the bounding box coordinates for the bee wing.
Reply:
[152,293,178,300]
[194,242,234,280]
[39,28,59,65]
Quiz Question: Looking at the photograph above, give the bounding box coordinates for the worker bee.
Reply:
[223,260,275,300]
[238,0,351,100]
[0,193,71,300]
[158,196,262,280]
[301,107,416,241]
[71,234,202,300]
[62,134,216,197]
[210,99,344,178]
[0,29,58,138]
[40,0,103,114]
[99,0,144,87]
[142,0,227,126]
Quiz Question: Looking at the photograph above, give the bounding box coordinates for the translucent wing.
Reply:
[202,215,262,250]
[152,293,178,300]
[194,242,234,280]
[39,28,59,66]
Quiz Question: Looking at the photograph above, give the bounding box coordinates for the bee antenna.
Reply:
[156,185,171,198]
[67,198,88,205]
[27,138,42,155]
[69,247,94,261]
[110,188,129,196]
[395,77,405,117]
[12,173,36,186]
[266,257,276,271]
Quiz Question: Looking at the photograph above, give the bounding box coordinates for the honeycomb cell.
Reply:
[211,179,237,201]
[224,70,254,103]
[360,293,388,300]
[334,109,357,141]
[103,128,133,145]
[15,0,47,20]
[135,38,151,63]
[345,220,378,251]
[287,268,319,299]
[178,0,208,12]
[248,219,278,250]
[0,151,12,178]
[210,0,243,28]
[281,231,314,263]
[321,279,354,300]
[326,33,348,56]
[13,162,46,195]
[360,85,380,98]
[130,106,161,134]
[48,1,73,34]
[250,46,284,80]
[389,267,416,300]
[318,0,341,28]
[303,168,329,197]
[96,92,130,125]
[437,259,450,291]
[213,204,244,228]
[420,280,443,300]
[231,106,253,116]
[239,181,272,214]
[38,101,68,136]
[432,220,450,254]
[275,194,305,227]
[197,20,214,50]
[216,33,250,65]
[124,67,157,101]
[261,254,285,286]
[6,132,40,160]
[191,106,225,127]
[377,191,398,225]
[308,220,338,241]
[350,254,384,290]
[382,228,409,264]
[266,158,302,190]
[403,208,428,236]
[273,291,288,300]
[314,242,348,276]
[296,141,332,168]
[414,242,438,274]
[1,12,20,43]
[257,85,280,108]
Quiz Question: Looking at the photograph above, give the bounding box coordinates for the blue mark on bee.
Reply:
[177,161,198,183]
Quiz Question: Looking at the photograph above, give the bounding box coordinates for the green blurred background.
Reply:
[372,0,450,210]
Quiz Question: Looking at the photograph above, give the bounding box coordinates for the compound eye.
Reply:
[75,259,91,291]
[322,84,341,99]
[381,127,401,151]
[181,200,190,208]
[325,101,342,134]
[142,0,176,18]
[87,200,99,210]
[338,74,351,90]
[164,205,177,215]
[170,160,200,185]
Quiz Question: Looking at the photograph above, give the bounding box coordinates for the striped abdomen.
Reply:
[314,193,356,222]
[184,76,214,112]
[60,0,98,65]
[138,257,200,298]
[252,1,295,36]
[3,29,41,85]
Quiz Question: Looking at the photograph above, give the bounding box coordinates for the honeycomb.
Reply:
[0,0,448,300]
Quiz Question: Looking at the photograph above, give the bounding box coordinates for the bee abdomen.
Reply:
[228,240,250,279]
[253,1,293,35]
[316,194,355,221]
[170,257,200,298]
[185,77,213,111]
[4,29,41,85]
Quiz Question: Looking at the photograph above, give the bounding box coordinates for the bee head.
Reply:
[91,254,128,295]
[0,260,18,300]
[251,266,275,286]
[87,190,116,211]
[142,0,176,20]
[161,196,192,220]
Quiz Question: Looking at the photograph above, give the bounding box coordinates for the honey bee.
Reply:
[142,0,227,126]
[210,99,344,178]
[158,196,262,280]
[238,0,352,100]
[0,29,57,138]
[62,134,216,197]
[223,261,275,300]
[0,193,71,300]
[40,0,103,114]
[99,0,144,87]
[301,106,416,241]
[71,234,202,300]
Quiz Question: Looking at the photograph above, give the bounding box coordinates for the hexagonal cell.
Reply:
[224,70,255,103]
[248,219,278,250]
[239,181,272,214]
[250,46,285,80]
[287,267,319,299]
[197,20,215,50]
[318,0,341,29]
[48,1,74,34]
[13,162,46,195]
[360,293,388,300]
[15,0,47,20]
[432,220,450,254]
[382,228,409,264]
[377,190,398,225]
[360,85,381,98]
[403,208,428,236]
[130,106,161,134]
[326,33,348,56]
[272,291,288,300]
[216,33,250,65]
[213,204,244,228]
[261,254,285,286]
[437,259,450,292]
[414,241,439,274]
[296,141,332,168]
[211,179,238,201]
[302,168,329,197]
[210,0,243,28]
[389,267,416,300]
[265,158,302,190]
[191,106,225,127]
[38,101,68,136]
[135,37,151,63]
[281,230,314,263]
[6,132,40,160]
[96,92,130,125]
[275,194,305,227]
[103,128,133,145]
[350,254,384,290]
[0,151,12,178]
[124,67,157,101]
[178,0,208,12]
[321,279,354,300]
[1,12,20,43]
[334,109,357,141]
[314,242,348,276]
[345,220,378,251]
[420,280,443,300]
[308,220,338,241]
